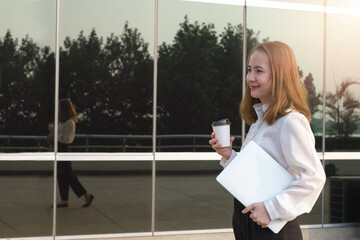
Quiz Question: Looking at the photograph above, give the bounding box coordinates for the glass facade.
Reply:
[324,0,360,225]
[0,0,359,239]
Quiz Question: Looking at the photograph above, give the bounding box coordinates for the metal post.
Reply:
[321,0,327,228]
[241,1,247,144]
[52,0,61,238]
[151,0,159,235]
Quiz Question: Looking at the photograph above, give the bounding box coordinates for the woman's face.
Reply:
[246,50,273,104]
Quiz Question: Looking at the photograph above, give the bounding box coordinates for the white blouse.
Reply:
[220,103,326,222]
[58,119,76,144]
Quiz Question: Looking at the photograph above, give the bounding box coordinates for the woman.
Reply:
[209,41,326,240]
[50,98,94,208]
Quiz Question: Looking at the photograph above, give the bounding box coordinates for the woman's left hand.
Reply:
[242,202,271,228]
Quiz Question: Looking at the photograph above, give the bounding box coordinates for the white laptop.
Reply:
[216,140,295,234]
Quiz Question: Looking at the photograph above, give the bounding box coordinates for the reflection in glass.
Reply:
[0,161,53,238]
[156,0,243,232]
[55,161,152,235]
[327,0,360,8]
[59,0,154,153]
[56,0,154,236]
[325,13,360,152]
[324,160,360,224]
[158,0,246,152]
[262,0,323,4]
[155,161,233,231]
[0,0,56,153]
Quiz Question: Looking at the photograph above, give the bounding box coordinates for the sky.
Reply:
[1,0,360,97]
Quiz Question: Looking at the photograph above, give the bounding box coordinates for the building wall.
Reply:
[0,0,359,239]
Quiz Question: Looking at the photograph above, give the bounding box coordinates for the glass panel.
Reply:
[327,0,360,8]
[325,159,360,224]
[0,161,53,238]
[0,0,56,153]
[156,0,243,231]
[59,0,154,153]
[247,6,324,224]
[155,160,233,231]
[158,0,245,152]
[56,0,154,236]
[325,12,360,152]
[55,161,152,235]
[261,0,323,4]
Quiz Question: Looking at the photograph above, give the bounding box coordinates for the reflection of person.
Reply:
[209,41,326,240]
[49,98,94,208]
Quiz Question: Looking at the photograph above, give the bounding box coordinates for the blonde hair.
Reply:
[59,98,78,123]
[240,41,311,125]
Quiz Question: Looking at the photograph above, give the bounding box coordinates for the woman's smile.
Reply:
[249,85,260,91]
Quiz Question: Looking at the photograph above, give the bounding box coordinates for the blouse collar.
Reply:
[253,103,269,120]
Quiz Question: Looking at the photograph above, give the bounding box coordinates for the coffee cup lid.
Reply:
[212,118,231,126]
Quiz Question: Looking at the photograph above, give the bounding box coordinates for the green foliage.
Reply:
[303,73,322,117]
[0,30,53,134]
[326,78,360,138]
[0,17,261,139]
[60,24,153,134]
[302,72,322,133]
[2,17,359,151]
[158,16,259,134]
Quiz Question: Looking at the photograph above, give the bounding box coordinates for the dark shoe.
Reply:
[82,194,94,208]
[51,202,69,208]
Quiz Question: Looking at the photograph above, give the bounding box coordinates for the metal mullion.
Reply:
[52,0,61,238]
[242,1,247,144]
[321,0,327,228]
[151,0,159,235]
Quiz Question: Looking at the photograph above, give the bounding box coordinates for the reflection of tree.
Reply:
[158,16,260,134]
[0,30,54,134]
[5,18,332,140]
[60,23,153,134]
[326,78,360,138]
[0,24,153,136]
[303,73,321,117]
[302,72,322,133]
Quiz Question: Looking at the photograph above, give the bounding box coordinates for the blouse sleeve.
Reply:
[263,114,326,221]
[58,120,76,144]
[220,150,238,168]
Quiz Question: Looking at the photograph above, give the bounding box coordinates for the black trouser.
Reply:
[232,198,303,240]
[57,143,86,201]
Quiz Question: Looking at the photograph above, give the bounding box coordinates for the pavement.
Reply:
[0,160,327,239]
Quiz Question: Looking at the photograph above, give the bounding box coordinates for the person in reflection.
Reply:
[209,41,326,240]
[49,98,94,208]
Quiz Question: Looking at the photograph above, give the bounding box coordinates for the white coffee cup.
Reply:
[212,118,231,147]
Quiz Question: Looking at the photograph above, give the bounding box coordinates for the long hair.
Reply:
[240,41,311,125]
[59,98,78,123]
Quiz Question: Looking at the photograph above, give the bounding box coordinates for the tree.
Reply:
[60,29,109,134]
[103,22,153,134]
[158,16,260,135]
[303,73,322,117]
[60,25,153,135]
[217,24,260,134]
[0,31,52,135]
[326,78,360,138]
[158,16,222,134]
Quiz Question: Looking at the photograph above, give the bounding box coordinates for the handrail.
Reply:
[0,134,243,152]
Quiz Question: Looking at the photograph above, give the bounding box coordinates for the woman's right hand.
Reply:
[209,132,234,160]
[48,123,54,132]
